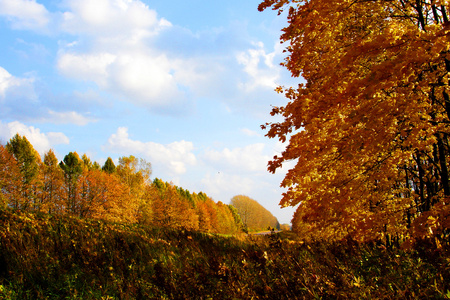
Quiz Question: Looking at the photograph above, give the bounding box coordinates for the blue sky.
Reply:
[0,0,298,224]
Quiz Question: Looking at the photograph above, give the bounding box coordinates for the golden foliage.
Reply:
[0,140,243,234]
[230,195,279,232]
[260,0,450,241]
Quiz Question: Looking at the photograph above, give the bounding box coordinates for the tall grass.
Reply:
[0,209,448,299]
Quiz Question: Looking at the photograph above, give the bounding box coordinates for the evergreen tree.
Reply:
[60,152,83,215]
[102,157,116,174]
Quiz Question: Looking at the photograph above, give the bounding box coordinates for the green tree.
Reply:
[227,204,244,232]
[81,154,94,170]
[215,201,243,234]
[60,152,83,215]
[102,157,116,174]
[6,134,42,210]
[92,161,101,170]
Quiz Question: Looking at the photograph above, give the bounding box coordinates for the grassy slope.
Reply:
[0,209,449,299]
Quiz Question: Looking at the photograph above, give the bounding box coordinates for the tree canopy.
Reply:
[230,195,279,232]
[260,0,450,242]
[0,135,244,235]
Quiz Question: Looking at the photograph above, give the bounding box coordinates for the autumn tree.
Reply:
[138,184,155,225]
[0,134,244,233]
[215,201,243,234]
[40,149,65,214]
[116,155,152,221]
[259,0,450,241]
[230,195,279,232]
[151,179,198,230]
[196,196,214,232]
[228,204,245,231]
[279,223,291,231]
[0,144,22,208]
[81,154,101,171]
[6,134,42,210]
[197,196,219,232]
[97,172,136,223]
[77,169,136,223]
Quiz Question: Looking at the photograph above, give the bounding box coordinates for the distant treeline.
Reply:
[0,134,246,234]
[231,195,280,232]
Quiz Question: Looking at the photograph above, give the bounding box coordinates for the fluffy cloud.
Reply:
[104,127,196,175]
[57,52,116,86]
[0,121,69,154]
[0,67,41,119]
[55,0,191,112]
[201,172,255,200]
[57,49,192,112]
[1,0,290,121]
[44,110,95,126]
[236,41,281,92]
[0,0,50,30]
[54,0,287,115]
[0,67,36,101]
[61,0,171,38]
[203,143,271,173]
[0,67,96,125]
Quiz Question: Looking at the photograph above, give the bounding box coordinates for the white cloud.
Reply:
[0,121,69,154]
[45,110,95,126]
[0,0,50,30]
[203,143,270,173]
[61,0,171,39]
[46,132,70,145]
[51,0,287,116]
[0,67,96,126]
[57,52,116,87]
[2,0,289,119]
[201,172,255,199]
[55,0,190,112]
[0,67,36,100]
[241,128,261,137]
[104,127,196,175]
[108,52,183,106]
[237,41,281,91]
[57,49,188,111]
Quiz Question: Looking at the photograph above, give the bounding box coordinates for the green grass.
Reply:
[0,209,449,299]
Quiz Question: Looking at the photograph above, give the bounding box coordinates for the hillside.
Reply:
[0,209,449,299]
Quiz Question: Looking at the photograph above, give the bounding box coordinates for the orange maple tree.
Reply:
[260,0,450,241]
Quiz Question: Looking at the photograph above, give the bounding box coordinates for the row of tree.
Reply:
[260,0,450,242]
[0,134,245,234]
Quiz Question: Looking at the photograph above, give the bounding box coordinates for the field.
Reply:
[0,209,449,299]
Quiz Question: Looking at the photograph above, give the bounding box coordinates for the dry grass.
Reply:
[0,209,448,299]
